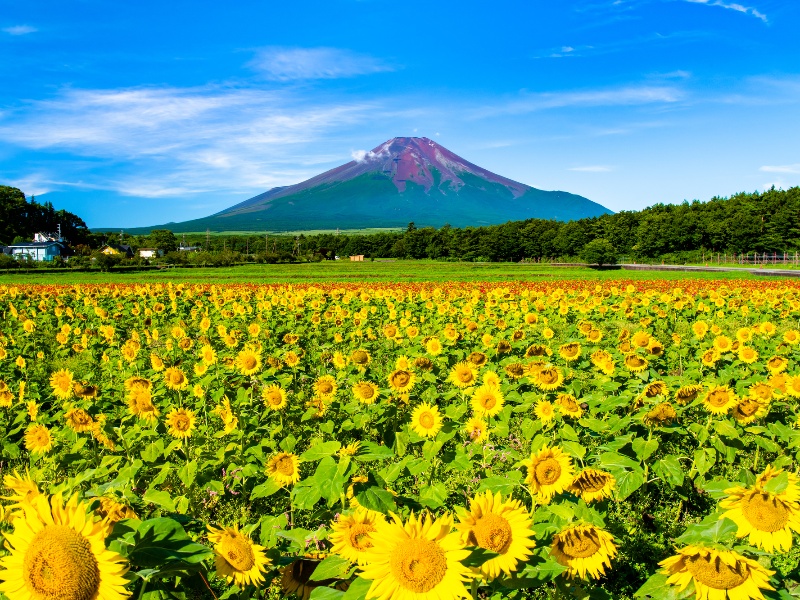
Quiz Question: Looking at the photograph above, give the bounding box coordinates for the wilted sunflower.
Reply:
[330,508,386,564]
[732,396,769,425]
[464,416,489,443]
[281,557,348,600]
[360,512,472,600]
[660,545,774,600]
[49,368,74,400]
[558,342,582,362]
[0,493,130,600]
[414,356,434,371]
[525,344,551,358]
[128,387,159,422]
[642,380,668,398]
[267,452,301,486]
[702,385,737,415]
[388,369,416,394]
[555,393,584,418]
[235,348,262,376]
[95,496,137,530]
[165,407,196,439]
[352,381,379,405]
[568,469,616,503]
[720,481,800,552]
[456,490,536,580]
[505,362,526,380]
[524,445,574,503]
[208,524,270,587]
[410,402,443,438]
[467,351,488,367]
[24,424,53,455]
[550,524,617,579]
[535,366,564,392]
[623,354,648,373]
[767,355,789,374]
[163,367,189,391]
[65,408,95,433]
[449,361,478,389]
[350,349,371,369]
[674,384,703,405]
[642,401,677,427]
[471,384,505,418]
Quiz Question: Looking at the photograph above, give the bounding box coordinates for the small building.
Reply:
[100,244,134,258]
[138,248,163,259]
[350,255,365,262]
[9,240,66,262]
[177,245,200,252]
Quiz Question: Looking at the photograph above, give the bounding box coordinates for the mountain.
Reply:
[117,137,612,233]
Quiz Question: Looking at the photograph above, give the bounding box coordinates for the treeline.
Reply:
[0,186,91,246]
[171,186,800,262]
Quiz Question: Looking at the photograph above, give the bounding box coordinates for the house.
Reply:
[9,240,66,262]
[177,245,200,252]
[138,248,163,259]
[100,244,134,258]
[350,255,365,262]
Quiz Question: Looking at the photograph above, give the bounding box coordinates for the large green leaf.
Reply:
[301,441,342,461]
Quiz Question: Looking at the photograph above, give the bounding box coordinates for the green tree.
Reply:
[581,238,617,267]
[147,230,178,253]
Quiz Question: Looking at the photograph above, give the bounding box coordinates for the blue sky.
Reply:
[1,0,798,228]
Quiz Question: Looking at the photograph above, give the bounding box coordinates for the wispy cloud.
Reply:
[683,0,767,22]
[248,47,394,81]
[760,164,800,174]
[568,165,613,172]
[3,25,37,35]
[471,85,683,118]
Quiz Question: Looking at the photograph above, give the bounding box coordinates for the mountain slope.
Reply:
[117,137,612,233]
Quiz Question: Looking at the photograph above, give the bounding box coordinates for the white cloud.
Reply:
[760,164,800,174]
[350,148,390,163]
[683,0,767,22]
[568,165,613,172]
[3,25,37,35]
[248,47,393,81]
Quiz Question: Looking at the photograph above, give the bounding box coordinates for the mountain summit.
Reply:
[126,137,612,233]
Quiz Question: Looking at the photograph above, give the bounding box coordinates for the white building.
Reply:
[138,248,163,259]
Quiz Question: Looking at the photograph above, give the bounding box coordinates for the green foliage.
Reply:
[581,238,618,266]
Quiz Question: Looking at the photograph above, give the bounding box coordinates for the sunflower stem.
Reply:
[471,578,478,599]
[137,580,148,600]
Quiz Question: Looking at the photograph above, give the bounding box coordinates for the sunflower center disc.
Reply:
[267,392,282,406]
[534,457,562,485]
[390,538,448,594]
[736,400,760,417]
[540,370,557,384]
[471,514,513,554]
[276,456,295,475]
[393,372,410,387]
[458,370,473,383]
[560,530,601,559]
[707,391,730,408]
[220,534,256,571]
[480,395,496,410]
[319,382,333,394]
[23,524,101,600]
[419,412,435,429]
[685,554,748,590]
[741,492,790,532]
[352,351,368,364]
[243,356,257,370]
[348,524,375,551]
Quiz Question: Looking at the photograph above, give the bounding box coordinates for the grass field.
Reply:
[0,260,772,285]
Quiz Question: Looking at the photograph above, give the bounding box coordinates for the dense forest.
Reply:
[2,185,799,263]
[0,186,91,246]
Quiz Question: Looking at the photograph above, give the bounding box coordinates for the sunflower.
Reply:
[702,385,737,415]
[281,557,347,600]
[555,393,584,418]
[568,469,616,503]
[73,381,100,400]
[352,381,379,405]
[163,367,189,391]
[471,385,505,418]
[208,524,270,587]
[550,524,617,579]
[660,545,774,600]
[504,362,526,380]
[388,369,416,394]
[0,492,130,600]
[128,387,159,422]
[350,349,371,369]
[313,375,337,400]
[410,402,443,438]
[262,384,288,411]
[525,344,551,358]
[767,355,789,375]
[199,344,217,365]
[267,452,301,486]
[692,320,709,338]
[414,357,434,371]
[455,491,536,580]
[464,416,489,443]
[534,400,556,424]
[330,508,386,565]
[631,331,650,348]
[467,351,488,367]
[558,342,582,362]
[732,395,769,425]
[359,512,472,600]
[395,355,412,370]
[675,384,703,405]
[713,335,733,353]
[700,348,721,367]
[235,348,262,376]
[284,351,301,368]
[449,362,478,389]
[524,445,574,503]
[165,407,196,439]
[65,408,95,433]
[786,376,800,398]
[720,482,800,552]
[784,330,800,345]
[2,470,41,511]
[738,345,759,364]
[643,402,677,427]
[24,424,53,455]
[623,354,648,373]
[535,366,564,392]
[49,368,74,400]
[425,337,443,356]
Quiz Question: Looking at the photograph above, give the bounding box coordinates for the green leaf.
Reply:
[141,440,165,463]
[309,589,345,600]
[461,546,500,567]
[560,441,586,460]
[251,478,281,500]
[700,479,735,499]
[635,573,685,599]
[177,460,197,488]
[142,489,177,512]
[124,518,212,577]
[276,528,312,552]
[354,486,396,514]
[632,437,659,462]
[764,470,789,495]
[615,470,645,501]
[301,441,342,461]
[314,456,348,507]
[598,451,640,472]
[342,577,372,600]
[356,441,394,462]
[478,473,521,495]
[309,555,351,581]
[652,455,684,487]
[419,482,448,509]
[714,420,739,439]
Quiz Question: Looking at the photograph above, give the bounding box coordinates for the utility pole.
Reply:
[206,228,210,251]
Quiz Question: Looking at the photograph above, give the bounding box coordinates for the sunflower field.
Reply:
[3,280,800,600]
